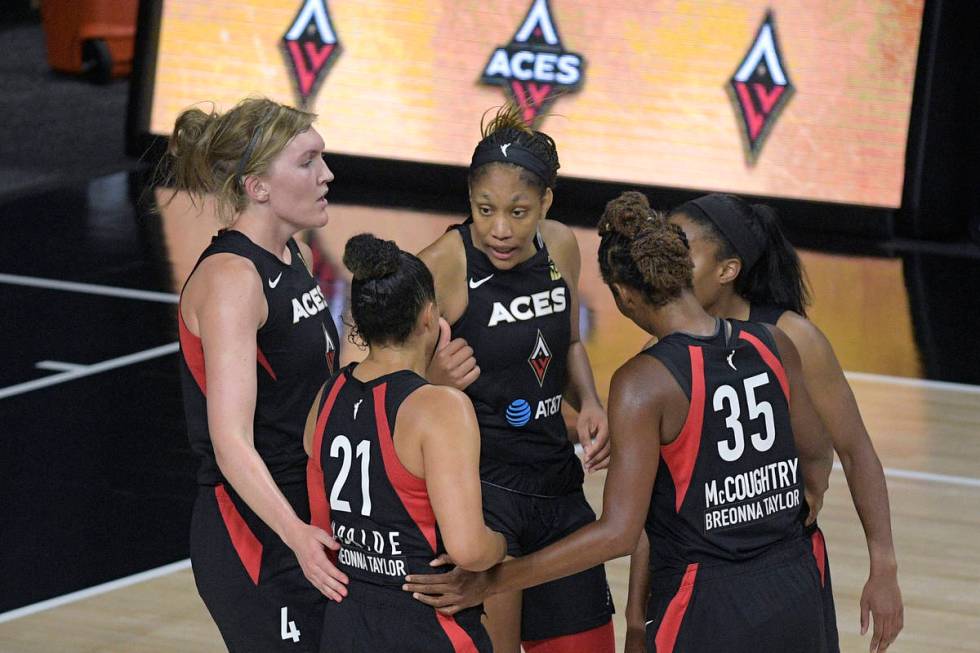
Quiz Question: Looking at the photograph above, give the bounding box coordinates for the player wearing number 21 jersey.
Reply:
[306,234,506,652]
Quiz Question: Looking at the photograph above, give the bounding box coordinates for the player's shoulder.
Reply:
[190,252,261,296]
[540,219,577,252]
[612,352,677,403]
[417,227,465,275]
[773,311,832,356]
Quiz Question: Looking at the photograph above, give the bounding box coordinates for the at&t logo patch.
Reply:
[282,0,341,107]
[480,0,585,126]
[728,10,794,163]
[506,399,532,427]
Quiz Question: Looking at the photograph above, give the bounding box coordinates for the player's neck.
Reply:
[710,291,751,321]
[231,209,296,264]
[356,343,428,381]
[649,293,718,339]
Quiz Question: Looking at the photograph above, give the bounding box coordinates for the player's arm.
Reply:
[418,232,480,390]
[403,385,506,571]
[778,314,903,650]
[624,530,652,653]
[767,326,833,522]
[405,355,668,612]
[195,256,347,600]
[543,220,609,471]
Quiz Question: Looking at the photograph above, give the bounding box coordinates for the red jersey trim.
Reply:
[654,562,699,653]
[307,374,347,532]
[214,483,263,585]
[660,346,705,512]
[738,330,789,401]
[373,383,438,552]
[257,346,278,381]
[178,307,207,395]
[177,306,278,389]
[436,612,481,653]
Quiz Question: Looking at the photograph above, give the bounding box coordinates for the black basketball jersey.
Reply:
[749,304,787,325]
[643,320,805,572]
[449,223,580,496]
[308,366,453,588]
[179,230,340,486]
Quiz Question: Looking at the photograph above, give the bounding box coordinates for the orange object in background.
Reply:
[40,0,139,83]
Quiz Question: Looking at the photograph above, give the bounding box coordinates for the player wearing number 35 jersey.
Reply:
[404,193,836,653]
[306,234,506,652]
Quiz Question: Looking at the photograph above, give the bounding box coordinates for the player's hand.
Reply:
[861,568,903,652]
[426,318,480,390]
[803,488,823,526]
[283,522,349,602]
[624,626,647,653]
[402,555,491,615]
[577,400,609,472]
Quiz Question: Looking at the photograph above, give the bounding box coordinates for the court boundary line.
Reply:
[0,342,179,400]
[845,370,980,395]
[832,463,980,489]
[0,273,178,303]
[0,559,191,624]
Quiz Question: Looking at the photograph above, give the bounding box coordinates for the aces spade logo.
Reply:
[282,0,341,107]
[728,11,794,163]
[480,0,585,126]
[527,329,552,387]
[323,323,336,371]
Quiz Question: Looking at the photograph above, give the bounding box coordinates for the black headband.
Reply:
[470,139,552,186]
[678,195,766,270]
[236,124,265,184]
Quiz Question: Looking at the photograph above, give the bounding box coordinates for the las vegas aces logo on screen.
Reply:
[480,0,585,126]
[282,0,341,107]
[728,11,794,163]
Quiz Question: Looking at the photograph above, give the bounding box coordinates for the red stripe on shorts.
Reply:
[811,528,827,587]
[654,562,699,653]
[215,483,263,585]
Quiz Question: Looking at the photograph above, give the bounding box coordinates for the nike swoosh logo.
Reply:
[645,619,655,627]
[268,272,283,289]
[469,274,494,289]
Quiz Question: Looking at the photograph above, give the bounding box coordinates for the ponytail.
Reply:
[736,204,810,316]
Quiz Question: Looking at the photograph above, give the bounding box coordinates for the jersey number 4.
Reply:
[712,372,776,462]
[329,435,373,516]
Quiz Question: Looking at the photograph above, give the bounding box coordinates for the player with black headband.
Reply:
[623,193,902,653]
[405,191,836,652]
[306,234,506,652]
[411,106,616,653]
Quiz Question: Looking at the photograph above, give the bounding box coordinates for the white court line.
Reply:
[0,559,191,624]
[0,343,179,400]
[834,462,980,489]
[845,370,980,395]
[34,361,87,372]
[0,273,178,304]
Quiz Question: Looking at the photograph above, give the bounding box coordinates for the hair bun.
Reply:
[598,191,653,238]
[343,233,401,281]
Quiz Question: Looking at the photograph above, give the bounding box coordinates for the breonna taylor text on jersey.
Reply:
[179,230,340,486]
[643,319,805,572]
[450,222,580,496]
[307,365,450,586]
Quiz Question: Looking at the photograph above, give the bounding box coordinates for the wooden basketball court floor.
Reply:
[1,192,978,651]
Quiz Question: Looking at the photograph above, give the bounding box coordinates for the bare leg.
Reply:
[484,590,523,653]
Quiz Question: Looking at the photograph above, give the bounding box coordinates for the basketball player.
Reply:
[625,193,902,653]
[305,233,506,652]
[405,191,836,652]
[168,97,347,651]
[412,106,615,652]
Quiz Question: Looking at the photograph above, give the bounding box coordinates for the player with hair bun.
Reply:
[307,234,505,652]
